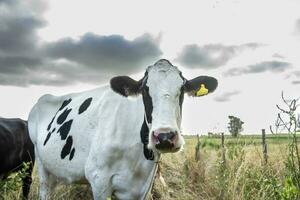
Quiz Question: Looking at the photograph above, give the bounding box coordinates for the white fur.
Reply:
[28,60,187,200]
[28,87,157,200]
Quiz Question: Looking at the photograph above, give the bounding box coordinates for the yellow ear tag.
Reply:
[196,84,209,96]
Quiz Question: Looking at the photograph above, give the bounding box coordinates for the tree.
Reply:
[227,115,244,137]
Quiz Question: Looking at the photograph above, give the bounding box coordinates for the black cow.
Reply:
[0,118,35,199]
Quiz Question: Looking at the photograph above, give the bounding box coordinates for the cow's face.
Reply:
[110,59,218,153]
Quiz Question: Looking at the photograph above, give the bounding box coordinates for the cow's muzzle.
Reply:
[152,129,179,152]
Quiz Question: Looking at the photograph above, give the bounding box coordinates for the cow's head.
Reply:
[110,59,218,153]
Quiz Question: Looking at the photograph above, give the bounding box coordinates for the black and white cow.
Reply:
[28,59,218,200]
[0,118,34,199]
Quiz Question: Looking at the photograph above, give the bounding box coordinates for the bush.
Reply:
[0,162,31,199]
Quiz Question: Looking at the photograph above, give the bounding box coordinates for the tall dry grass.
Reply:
[0,136,297,200]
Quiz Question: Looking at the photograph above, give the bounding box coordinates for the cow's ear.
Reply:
[110,76,142,97]
[184,76,218,97]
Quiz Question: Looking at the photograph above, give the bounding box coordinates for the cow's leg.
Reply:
[21,161,34,199]
[36,155,56,200]
[85,163,112,200]
[87,170,112,200]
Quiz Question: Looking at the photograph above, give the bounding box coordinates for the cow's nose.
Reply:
[154,131,177,150]
[157,132,176,143]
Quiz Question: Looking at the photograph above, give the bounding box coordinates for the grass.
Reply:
[1,134,299,200]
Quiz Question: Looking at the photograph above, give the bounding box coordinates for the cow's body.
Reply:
[28,86,157,199]
[0,118,34,199]
[29,59,218,200]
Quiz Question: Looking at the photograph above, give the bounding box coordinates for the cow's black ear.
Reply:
[184,76,218,97]
[110,76,142,97]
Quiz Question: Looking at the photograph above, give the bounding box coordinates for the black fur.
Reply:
[43,132,51,145]
[58,120,73,140]
[57,108,72,124]
[47,99,72,131]
[59,98,72,111]
[140,120,154,160]
[78,98,92,114]
[61,136,73,159]
[69,148,75,160]
[45,99,76,161]
[43,128,56,146]
[142,85,153,124]
[140,73,155,160]
[184,76,218,96]
[0,118,34,199]
[47,116,55,131]
[110,76,142,97]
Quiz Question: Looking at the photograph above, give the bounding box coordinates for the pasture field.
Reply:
[1,134,299,200]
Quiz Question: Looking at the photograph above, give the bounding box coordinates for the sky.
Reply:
[0,0,300,134]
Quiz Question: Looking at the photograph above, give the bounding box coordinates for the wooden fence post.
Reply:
[221,132,226,165]
[219,132,226,200]
[262,129,268,164]
[195,134,201,161]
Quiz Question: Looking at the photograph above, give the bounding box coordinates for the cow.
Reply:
[0,118,34,199]
[28,59,218,200]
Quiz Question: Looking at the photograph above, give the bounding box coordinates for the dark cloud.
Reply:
[44,33,162,74]
[0,60,111,87]
[0,16,45,54]
[0,0,46,85]
[0,0,162,87]
[214,91,240,102]
[175,43,263,69]
[0,56,42,73]
[223,61,291,77]
[0,0,16,5]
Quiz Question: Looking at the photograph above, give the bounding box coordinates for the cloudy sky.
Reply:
[0,0,300,134]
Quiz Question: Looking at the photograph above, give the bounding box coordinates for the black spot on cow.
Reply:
[59,98,72,111]
[69,148,75,160]
[78,97,92,114]
[143,145,154,160]
[138,73,154,160]
[43,128,57,146]
[57,120,73,140]
[142,86,153,124]
[47,116,55,131]
[179,72,186,115]
[46,98,72,131]
[43,132,52,146]
[179,87,184,115]
[61,136,73,159]
[140,120,154,160]
[57,108,72,125]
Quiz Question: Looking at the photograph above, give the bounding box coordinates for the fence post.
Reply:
[262,129,268,164]
[195,134,201,161]
[219,132,226,200]
[221,132,226,164]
